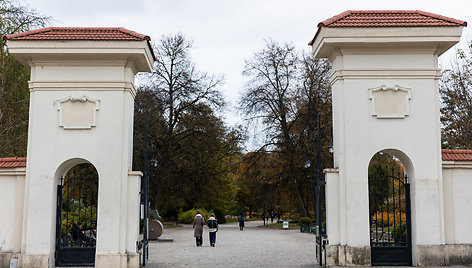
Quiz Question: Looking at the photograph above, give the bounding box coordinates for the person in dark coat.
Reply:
[70,223,81,242]
[238,213,245,231]
[70,222,94,245]
[193,211,205,246]
[207,213,218,247]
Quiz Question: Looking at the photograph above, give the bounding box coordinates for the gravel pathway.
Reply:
[146,220,317,268]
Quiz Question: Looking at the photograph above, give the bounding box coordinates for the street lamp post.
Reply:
[315,113,323,265]
[141,112,159,267]
[142,113,150,266]
[305,156,313,219]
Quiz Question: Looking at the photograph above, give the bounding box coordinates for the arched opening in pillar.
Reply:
[54,160,99,267]
[368,150,412,266]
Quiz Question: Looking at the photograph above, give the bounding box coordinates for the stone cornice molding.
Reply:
[323,168,339,173]
[6,39,154,72]
[329,69,441,84]
[312,26,464,58]
[0,167,26,176]
[442,161,472,169]
[29,81,136,98]
[128,171,143,177]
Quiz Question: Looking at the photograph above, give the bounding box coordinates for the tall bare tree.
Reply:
[0,0,49,156]
[440,41,472,149]
[239,41,331,217]
[299,54,332,216]
[136,33,225,208]
[240,41,310,216]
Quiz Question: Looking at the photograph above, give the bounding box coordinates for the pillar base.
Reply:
[325,245,371,266]
[95,253,140,268]
[18,253,50,268]
[326,244,472,266]
[126,252,140,268]
[417,244,472,266]
[0,252,15,268]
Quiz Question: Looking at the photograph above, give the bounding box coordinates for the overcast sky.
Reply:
[26,0,472,130]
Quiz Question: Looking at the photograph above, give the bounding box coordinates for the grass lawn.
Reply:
[163,222,183,228]
[225,218,258,223]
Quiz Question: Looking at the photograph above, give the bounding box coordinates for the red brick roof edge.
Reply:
[309,10,467,46]
[3,27,151,41]
[442,149,472,161]
[318,10,352,27]
[0,157,26,168]
[3,27,157,62]
[318,10,467,28]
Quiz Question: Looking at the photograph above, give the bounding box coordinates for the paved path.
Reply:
[146,220,317,268]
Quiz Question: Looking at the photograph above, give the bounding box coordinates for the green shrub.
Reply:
[177,208,210,224]
[280,212,299,221]
[60,199,97,236]
[152,216,164,222]
[299,217,312,225]
[391,223,407,242]
[213,209,226,224]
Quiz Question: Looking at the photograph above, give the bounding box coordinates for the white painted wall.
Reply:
[324,169,340,245]
[443,161,472,244]
[0,168,25,253]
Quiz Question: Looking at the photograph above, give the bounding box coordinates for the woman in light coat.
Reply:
[193,211,205,246]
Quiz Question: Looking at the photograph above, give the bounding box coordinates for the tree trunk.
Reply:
[294,182,308,217]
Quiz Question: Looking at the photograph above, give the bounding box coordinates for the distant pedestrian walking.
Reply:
[207,213,218,247]
[262,212,266,226]
[270,211,274,223]
[238,213,245,231]
[193,211,205,246]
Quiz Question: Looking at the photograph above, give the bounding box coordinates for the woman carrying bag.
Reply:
[207,213,218,247]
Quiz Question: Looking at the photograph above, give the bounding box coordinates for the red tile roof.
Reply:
[3,27,151,41]
[4,27,157,62]
[319,10,467,28]
[0,157,26,168]
[309,10,467,46]
[442,149,472,161]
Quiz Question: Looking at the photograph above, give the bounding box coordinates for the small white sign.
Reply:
[10,258,18,268]
[283,220,289,229]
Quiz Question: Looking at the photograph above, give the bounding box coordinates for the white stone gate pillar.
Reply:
[310,11,466,266]
[5,27,154,268]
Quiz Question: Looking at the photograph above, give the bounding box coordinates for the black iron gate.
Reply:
[369,167,412,266]
[55,168,98,267]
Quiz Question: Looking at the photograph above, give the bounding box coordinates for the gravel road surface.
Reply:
[146,220,317,268]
